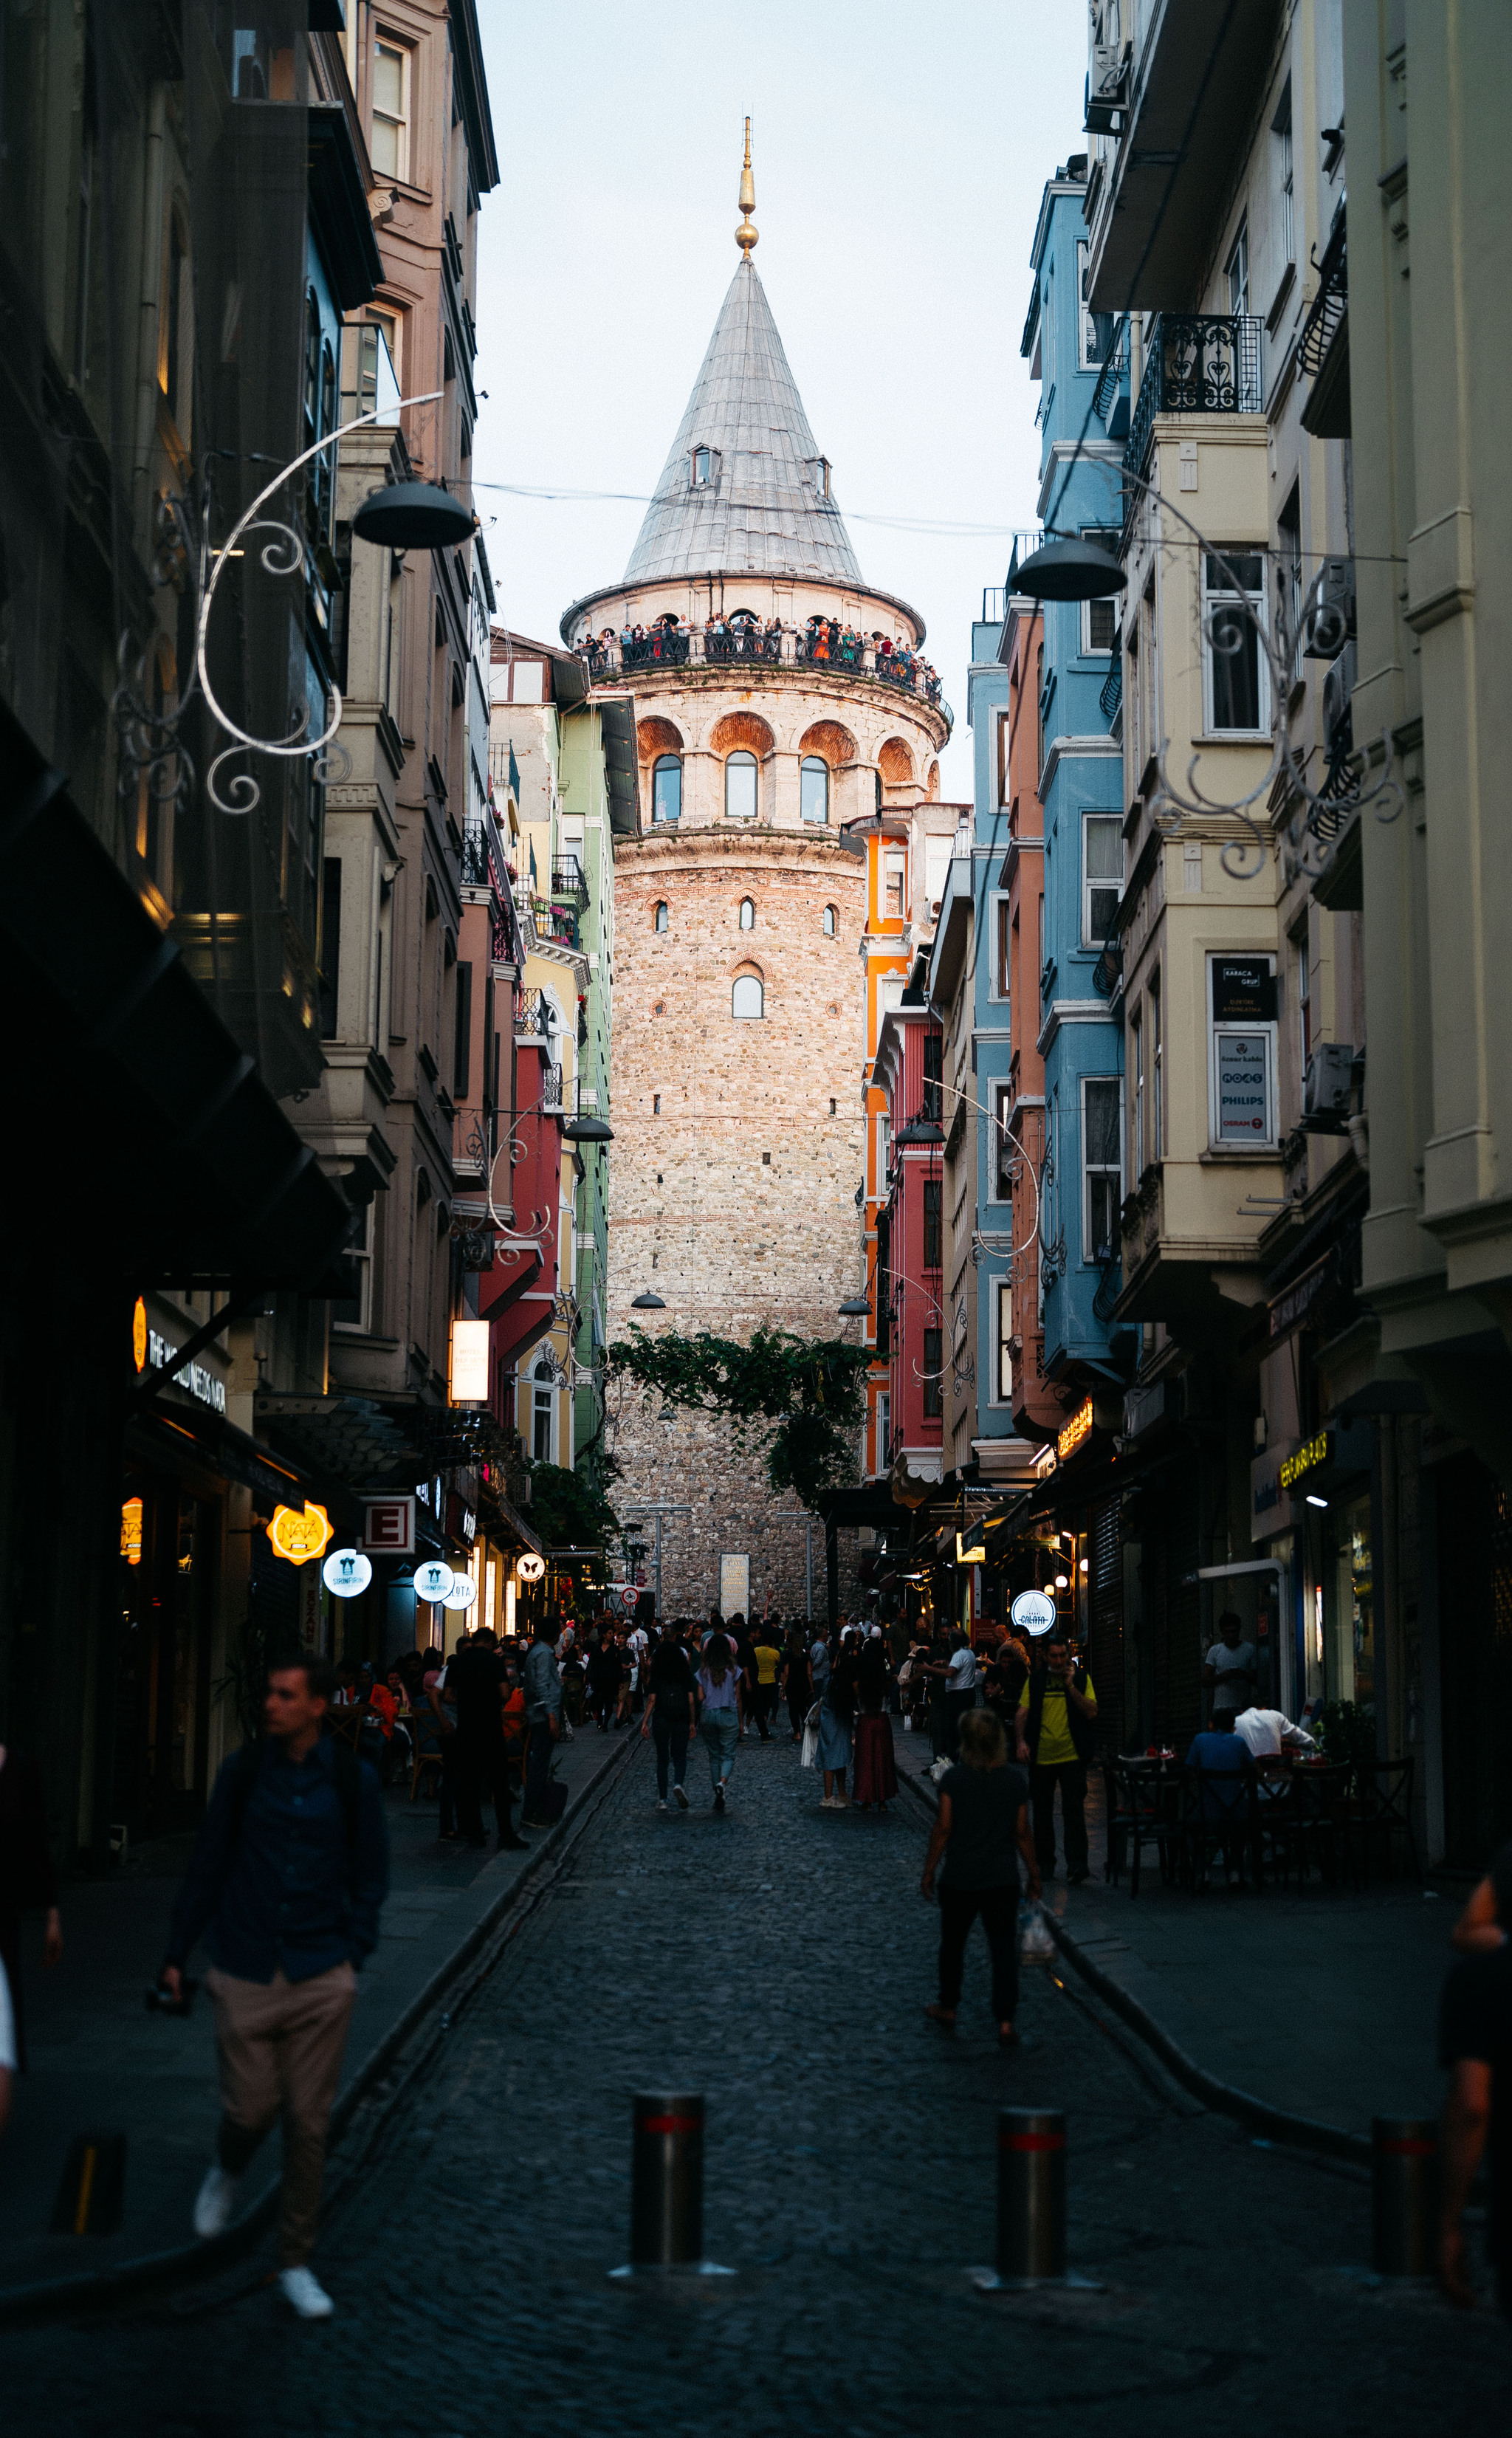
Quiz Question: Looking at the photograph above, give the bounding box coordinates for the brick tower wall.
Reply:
[607,825,868,1621]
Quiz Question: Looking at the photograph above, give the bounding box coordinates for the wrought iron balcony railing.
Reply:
[551,856,588,907]
[1124,313,1264,484]
[1296,213,1347,382]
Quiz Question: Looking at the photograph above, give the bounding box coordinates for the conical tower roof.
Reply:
[622,256,864,590]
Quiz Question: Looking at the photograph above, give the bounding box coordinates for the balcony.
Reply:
[578,619,951,732]
[1085,0,1287,313]
[551,856,588,908]
[1124,314,1263,489]
[1297,211,1349,440]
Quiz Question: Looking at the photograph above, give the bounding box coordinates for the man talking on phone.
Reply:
[1015,1638,1098,1886]
[159,1654,388,2319]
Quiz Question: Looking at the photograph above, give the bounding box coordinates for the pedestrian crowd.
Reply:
[579,614,942,702]
[8,1597,1512,2326]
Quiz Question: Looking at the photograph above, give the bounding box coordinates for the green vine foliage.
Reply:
[526,1459,621,1553]
[606,1327,873,1515]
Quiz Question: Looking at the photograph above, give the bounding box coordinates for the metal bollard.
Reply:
[997,2108,1067,2283]
[1372,2117,1437,2277]
[630,2092,704,2267]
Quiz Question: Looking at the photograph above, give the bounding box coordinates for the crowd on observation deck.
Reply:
[579,613,941,703]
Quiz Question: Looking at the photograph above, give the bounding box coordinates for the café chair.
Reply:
[1176,1764,1261,1893]
[408,1706,447,1804]
[1353,1757,1420,1883]
[1103,1759,1178,1897]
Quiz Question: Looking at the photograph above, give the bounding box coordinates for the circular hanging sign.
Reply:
[1011,1587,1059,1638]
[516,1552,546,1584]
[441,1573,478,1611]
[413,1559,455,1604]
[322,1547,373,1599]
[267,1503,334,1567]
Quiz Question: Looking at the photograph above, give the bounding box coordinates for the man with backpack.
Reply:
[157,1654,388,2320]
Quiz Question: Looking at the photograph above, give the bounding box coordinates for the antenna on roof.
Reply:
[736,116,758,258]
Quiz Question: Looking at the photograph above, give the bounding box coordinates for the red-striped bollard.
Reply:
[630,2092,704,2267]
[1372,2117,1437,2277]
[997,2108,1067,2282]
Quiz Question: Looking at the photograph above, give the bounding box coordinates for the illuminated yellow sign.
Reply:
[267,1503,334,1566]
[1057,1398,1095,1462]
[131,1297,148,1373]
[955,1533,987,1565]
[121,1496,143,1565]
[1280,1432,1330,1491]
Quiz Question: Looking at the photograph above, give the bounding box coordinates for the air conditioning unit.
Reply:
[1085,43,1130,134]
[1303,558,1356,659]
[1322,638,1358,757]
[1303,1040,1355,1124]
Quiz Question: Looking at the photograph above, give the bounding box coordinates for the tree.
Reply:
[605,1326,872,1516]
[526,1460,619,1552]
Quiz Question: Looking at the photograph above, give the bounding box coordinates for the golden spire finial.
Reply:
[735,115,757,257]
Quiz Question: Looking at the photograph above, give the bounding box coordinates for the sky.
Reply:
[470,3,1088,800]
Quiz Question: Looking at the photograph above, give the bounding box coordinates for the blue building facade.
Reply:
[1015,160,1130,1389]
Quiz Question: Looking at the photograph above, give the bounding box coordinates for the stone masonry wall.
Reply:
[608,825,868,1620]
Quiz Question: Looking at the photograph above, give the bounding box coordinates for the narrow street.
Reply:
[4,1740,1502,2437]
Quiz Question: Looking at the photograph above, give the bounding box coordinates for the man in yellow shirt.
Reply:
[1015,1642,1098,1885]
[749,1624,783,1742]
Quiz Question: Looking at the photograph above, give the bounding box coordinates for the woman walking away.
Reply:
[920,1707,1039,2045]
[642,1624,695,1811]
[852,1637,898,1811]
[818,1638,859,1810]
[780,1625,811,1742]
[697,1632,743,1813]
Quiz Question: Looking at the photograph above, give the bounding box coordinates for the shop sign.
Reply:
[362,1495,415,1556]
[1057,1398,1094,1462]
[267,1503,334,1566]
[1215,1033,1271,1141]
[442,1573,478,1611]
[1279,1431,1331,1492]
[1251,1446,1285,1531]
[142,1322,227,1414]
[1212,957,1277,1023]
[322,1548,373,1599]
[955,1531,987,1565]
[1268,1251,1337,1342]
[132,1297,148,1373]
[517,1551,546,1584]
[1011,1587,1058,1638]
[121,1495,143,1566]
[1033,1443,1058,1480]
[299,1567,323,1654]
[413,1559,456,1604]
[449,1319,490,1406]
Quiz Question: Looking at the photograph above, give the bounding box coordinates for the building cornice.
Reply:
[1037,997,1119,1057]
[1040,732,1122,793]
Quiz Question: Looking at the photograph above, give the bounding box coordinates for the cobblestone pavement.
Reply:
[4,1734,1506,2437]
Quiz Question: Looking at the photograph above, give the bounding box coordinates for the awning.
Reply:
[0,710,353,1289]
[127,1398,362,1531]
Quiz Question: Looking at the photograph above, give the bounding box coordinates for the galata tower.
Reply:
[561,130,949,1620]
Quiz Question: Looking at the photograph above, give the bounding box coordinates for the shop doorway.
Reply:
[116,1471,218,1844]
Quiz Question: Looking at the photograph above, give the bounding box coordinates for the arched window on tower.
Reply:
[822,903,837,936]
[738,897,755,931]
[732,974,764,1021]
[724,751,757,822]
[654,901,668,932]
[652,755,681,823]
[800,755,830,825]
